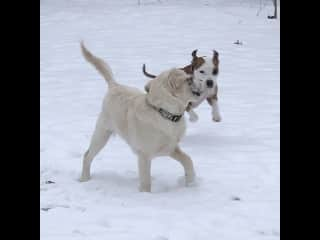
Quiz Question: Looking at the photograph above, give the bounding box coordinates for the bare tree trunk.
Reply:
[268,0,278,19]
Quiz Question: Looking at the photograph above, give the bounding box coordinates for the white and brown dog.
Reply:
[143,50,222,123]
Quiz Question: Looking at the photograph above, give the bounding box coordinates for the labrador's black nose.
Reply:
[206,80,213,88]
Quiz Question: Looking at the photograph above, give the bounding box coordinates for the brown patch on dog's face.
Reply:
[181,65,193,74]
[192,57,205,70]
[180,50,205,75]
[191,49,205,71]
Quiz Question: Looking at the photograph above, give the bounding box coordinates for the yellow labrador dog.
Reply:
[79,42,201,192]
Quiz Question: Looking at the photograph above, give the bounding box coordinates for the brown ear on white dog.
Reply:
[213,50,219,66]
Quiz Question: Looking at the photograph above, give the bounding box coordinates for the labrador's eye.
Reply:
[199,70,205,74]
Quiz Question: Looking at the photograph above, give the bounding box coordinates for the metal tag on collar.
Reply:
[172,115,179,122]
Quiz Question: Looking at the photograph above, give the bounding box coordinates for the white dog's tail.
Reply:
[80,41,116,85]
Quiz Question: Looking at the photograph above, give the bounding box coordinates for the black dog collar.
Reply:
[146,99,183,122]
[158,108,183,122]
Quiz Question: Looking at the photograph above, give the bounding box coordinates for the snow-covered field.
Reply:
[40,0,280,239]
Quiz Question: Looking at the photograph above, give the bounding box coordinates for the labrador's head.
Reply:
[146,68,201,114]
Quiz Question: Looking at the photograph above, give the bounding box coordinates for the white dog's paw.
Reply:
[188,112,199,122]
[212,114,222,122]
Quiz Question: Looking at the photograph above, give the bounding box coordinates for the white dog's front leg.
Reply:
[186,103,198,122]
[211,100,222,122]
[188,109,199,122]
[207,96,222,122]
[137,154,152,192]
[170,146,195,185]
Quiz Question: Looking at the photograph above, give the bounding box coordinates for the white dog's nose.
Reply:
[206,80,213,88]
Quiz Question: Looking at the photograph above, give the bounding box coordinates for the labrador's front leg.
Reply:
[137,153,152,192]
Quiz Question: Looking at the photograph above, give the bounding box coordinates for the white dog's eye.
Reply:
[199,70,205,74]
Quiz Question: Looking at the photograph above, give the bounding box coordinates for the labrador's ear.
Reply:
[167,69,186,90]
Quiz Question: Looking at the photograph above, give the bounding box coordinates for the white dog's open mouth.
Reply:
[192,90,201,97]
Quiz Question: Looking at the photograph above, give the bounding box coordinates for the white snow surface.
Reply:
[40,1,280,239]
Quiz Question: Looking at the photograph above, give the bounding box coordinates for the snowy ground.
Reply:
[40,0,280,239]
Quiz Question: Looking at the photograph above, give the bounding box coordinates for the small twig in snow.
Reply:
[231,196,241,201]
[45,180,55,184]
[41,207,51,211]
[234,40,243,45]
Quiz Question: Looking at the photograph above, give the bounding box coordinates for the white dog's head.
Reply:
[143,49,219,96]
[181,50,219,95]
[146,68,201,114]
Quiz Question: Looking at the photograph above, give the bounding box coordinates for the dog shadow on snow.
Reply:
[80,134,261,194]
[183,132,261,149]
[83,170,197,194]
[78,134,261,193]
[86,170,137,192]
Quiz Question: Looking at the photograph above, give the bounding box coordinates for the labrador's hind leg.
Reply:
[80,115,113,182]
